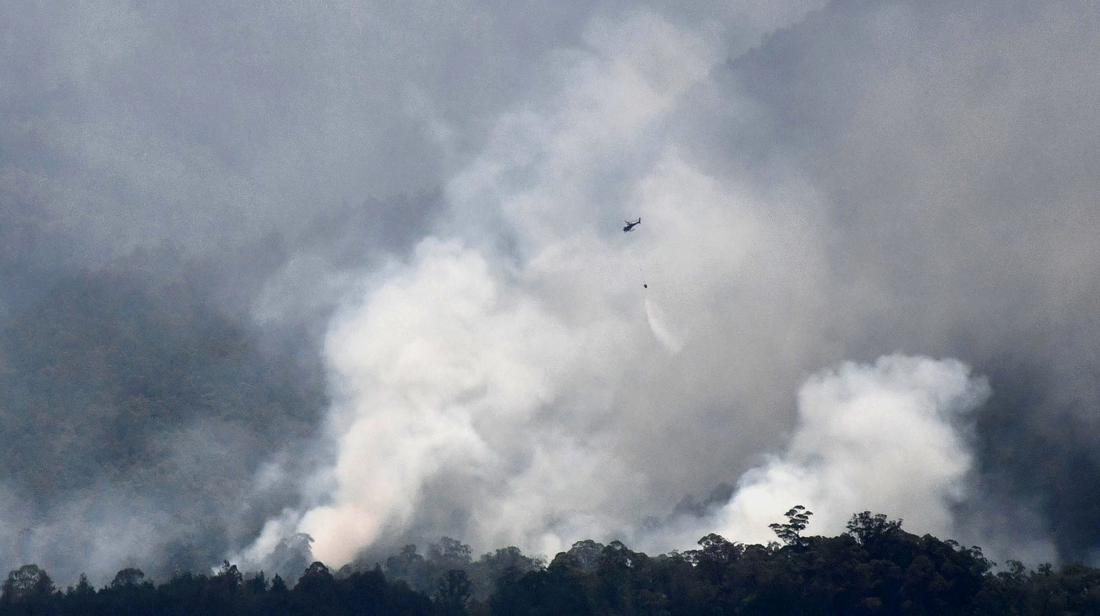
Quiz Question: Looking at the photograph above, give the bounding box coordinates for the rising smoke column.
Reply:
[243,0,1099,571]
[239,8,851,568]
[278,12,729,564]
[8,0,1100,583]
[711,355,991,545]
[223,0,1100,572]
[295,238,641,564]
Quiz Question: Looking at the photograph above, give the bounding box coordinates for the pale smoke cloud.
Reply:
[711,355,991,545]
[245,12,737,567]
[238,7,837,568]
[8,0,1098,581]
[241,6,1000,569]
[235,12,718,567]
[298,239,639,564]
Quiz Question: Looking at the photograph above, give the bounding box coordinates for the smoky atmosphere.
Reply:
[2,0,1100,606]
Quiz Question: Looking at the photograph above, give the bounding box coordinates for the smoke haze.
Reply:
[2,0,1099,583]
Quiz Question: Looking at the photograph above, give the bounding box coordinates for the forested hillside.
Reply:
[3,511,1098,615]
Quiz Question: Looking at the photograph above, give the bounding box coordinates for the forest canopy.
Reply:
[3,510,1098,615]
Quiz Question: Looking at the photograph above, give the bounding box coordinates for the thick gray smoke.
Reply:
[3,0,1100,584]
[244,0,1096,569]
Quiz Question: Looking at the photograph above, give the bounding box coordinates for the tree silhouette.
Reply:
[1,565,54,603]
[109,567,146,589]
[69,573,94,597]
[429,538,472,570]
[269,574,288,593]
[433,569,473,615]
[295,561,335,598]
[769,505,813,547]
[845,510,903,546]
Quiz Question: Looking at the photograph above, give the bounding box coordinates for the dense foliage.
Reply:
[2,511,1098,615]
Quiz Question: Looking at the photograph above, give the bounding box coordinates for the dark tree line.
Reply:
[0,560,429,616]
[3,510,1099,615]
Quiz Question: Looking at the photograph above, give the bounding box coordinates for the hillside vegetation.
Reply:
[3,510,1098,615]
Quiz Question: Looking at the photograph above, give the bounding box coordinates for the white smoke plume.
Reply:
[9,0,1100,583]
[711,355,990,545]
[236,5,1006,568]
[299,238,641,563]
[233,0,1094,573]
[239,8,834,568]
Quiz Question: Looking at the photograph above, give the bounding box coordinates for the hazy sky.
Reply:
[2,0,1099,583]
